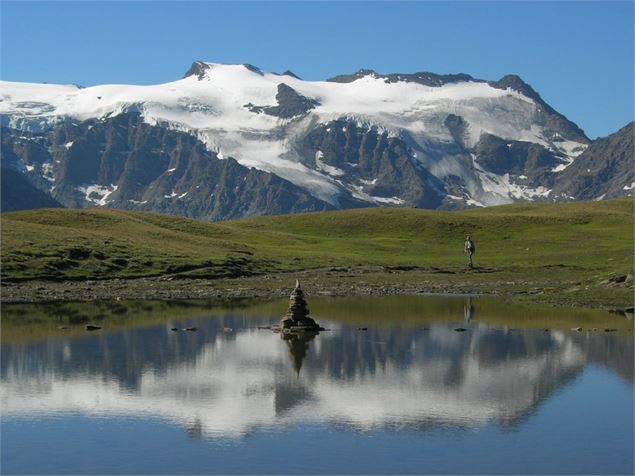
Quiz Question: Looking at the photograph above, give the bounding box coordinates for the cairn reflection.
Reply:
[282,331,317,376]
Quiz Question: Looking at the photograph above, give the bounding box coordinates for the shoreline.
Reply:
[2,268,632,312]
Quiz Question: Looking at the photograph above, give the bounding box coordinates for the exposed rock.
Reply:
[1,114,333,220]
[245,83,319,118]
[1,167,64,212]
[327,69,478,87]
[550,122,634,200]
[182,61,210,80]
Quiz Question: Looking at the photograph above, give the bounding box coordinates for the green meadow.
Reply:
[1,199,633,307]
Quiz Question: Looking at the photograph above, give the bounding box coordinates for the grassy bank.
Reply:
[1,199,633,307]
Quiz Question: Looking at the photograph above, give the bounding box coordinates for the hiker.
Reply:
[464,235,475,268]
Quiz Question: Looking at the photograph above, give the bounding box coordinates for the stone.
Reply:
[273,280,323,332]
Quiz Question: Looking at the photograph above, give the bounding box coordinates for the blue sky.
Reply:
[1,1,633,139]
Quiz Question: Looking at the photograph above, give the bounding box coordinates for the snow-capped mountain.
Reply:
[1,62,632,217]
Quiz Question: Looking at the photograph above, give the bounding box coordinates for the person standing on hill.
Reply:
[464,235,475,269]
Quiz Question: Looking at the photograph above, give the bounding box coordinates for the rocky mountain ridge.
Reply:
[0,61,632,218]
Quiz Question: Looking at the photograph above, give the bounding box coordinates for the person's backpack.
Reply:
[467,240,475,252]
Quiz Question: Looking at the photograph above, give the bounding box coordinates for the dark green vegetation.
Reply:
[1,199,633,307]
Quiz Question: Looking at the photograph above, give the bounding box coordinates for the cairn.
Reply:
[276,280,323,332]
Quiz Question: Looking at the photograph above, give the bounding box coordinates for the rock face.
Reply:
[246,83,320,118]
[0,167,63,212]
[549,122,635,200]
[278,280,323,332]
[0,114,333,220]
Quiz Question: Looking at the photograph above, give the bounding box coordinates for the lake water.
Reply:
[1,296,633,474]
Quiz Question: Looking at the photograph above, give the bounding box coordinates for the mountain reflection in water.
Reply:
[1,297,632,440]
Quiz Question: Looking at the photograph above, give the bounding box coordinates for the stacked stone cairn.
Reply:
[275,280,323,332]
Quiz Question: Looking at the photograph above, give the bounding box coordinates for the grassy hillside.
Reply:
[1,199,633,306]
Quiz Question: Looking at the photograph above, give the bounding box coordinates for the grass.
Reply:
[1,199,633,307]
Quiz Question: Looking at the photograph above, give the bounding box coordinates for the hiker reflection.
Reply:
[464,296,475,325]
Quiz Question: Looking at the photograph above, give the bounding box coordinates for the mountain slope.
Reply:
[550,122,634,200]
[0,168,63,212]
[1,114,334,220]
[0,61,628,218]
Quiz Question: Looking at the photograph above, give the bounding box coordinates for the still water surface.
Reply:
[1,296,633,474]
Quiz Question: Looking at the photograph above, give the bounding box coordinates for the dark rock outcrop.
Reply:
[1,167,63,212]
[245,83,319,118]
[182,61,210,80]
[550,122,634,200]
[327,69,478,87]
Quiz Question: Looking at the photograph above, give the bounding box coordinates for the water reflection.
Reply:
[1,297,632,439]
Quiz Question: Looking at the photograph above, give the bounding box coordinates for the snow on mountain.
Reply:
[0,61,600,214]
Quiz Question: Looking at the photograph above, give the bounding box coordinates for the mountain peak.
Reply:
[489,74,589,143]
[489,74,541,102]
[183,61,267,80]
[183,61,212,80]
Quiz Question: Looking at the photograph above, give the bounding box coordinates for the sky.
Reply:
[1,1,633,139]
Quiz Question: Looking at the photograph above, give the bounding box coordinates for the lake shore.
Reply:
[2,266,632,311]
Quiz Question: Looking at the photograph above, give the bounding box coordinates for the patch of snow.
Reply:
[128,199,148,204]
[64,141,73,149]
[178,192,188,199]
[41,161,55,183]
[360,178,378,186]
[552,158,574,173]
[472,155,550,205]
[552,140,587,159]
[77,183,118,206]
[166,167,176,173]
[163,191,178,199]
[623,182,635,191]
[594,194,606,201]
[518,175,527,179]
[373,196,405,205]
[314,150,345,177]
[465,197,486,207]
[25,164,35,172]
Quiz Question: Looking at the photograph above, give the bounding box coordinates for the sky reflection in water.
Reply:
[1,296,633,474]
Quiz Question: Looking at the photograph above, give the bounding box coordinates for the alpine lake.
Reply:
[1,294,633,475]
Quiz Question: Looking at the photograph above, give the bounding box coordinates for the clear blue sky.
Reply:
[1,1,633,139]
